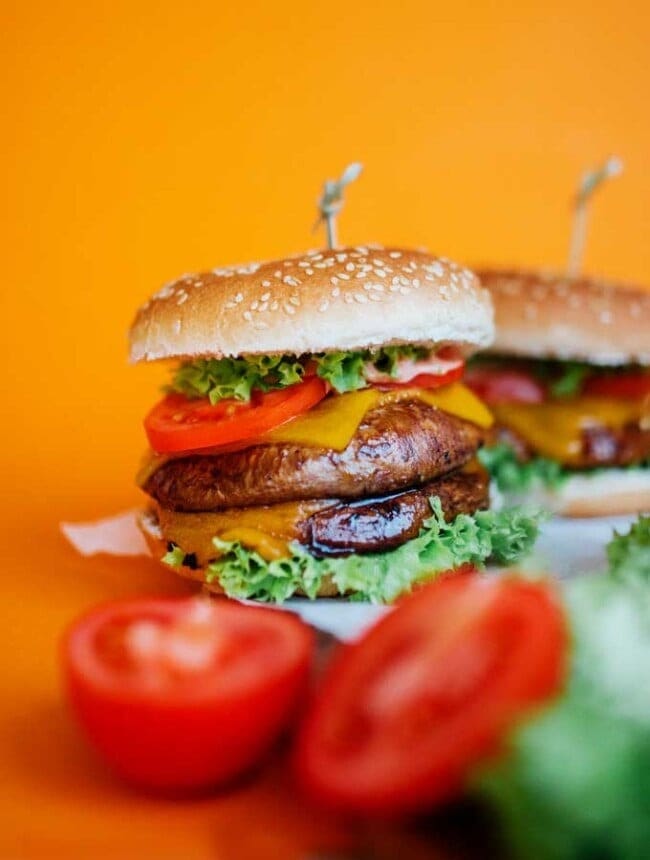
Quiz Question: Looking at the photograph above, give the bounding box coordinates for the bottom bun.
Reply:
[137,509,341,597]
[499,468,650,518]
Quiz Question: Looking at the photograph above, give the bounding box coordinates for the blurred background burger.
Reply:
[467,269,650,516]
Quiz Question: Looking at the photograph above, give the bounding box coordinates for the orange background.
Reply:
[2,1,650,856]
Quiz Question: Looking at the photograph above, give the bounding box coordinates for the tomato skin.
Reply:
[295,575,566,816]
[144,376,328,454]
[465,368,546,404]
[62,598,314,792]
[583,372,650,400]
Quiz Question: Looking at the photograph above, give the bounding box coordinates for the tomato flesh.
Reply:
[63,597,314,791]
[583,371,650,400]
[295,575,566,815]
[144,376,328,453]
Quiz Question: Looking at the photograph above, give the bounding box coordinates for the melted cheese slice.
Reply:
[492,397,647,464]
[136,383,492,487]
[156,500,334,562]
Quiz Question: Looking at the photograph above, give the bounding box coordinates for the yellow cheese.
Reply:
[136,383,493,486]
[217,528,289,561]
[492,397,646,465]
[265,388,379,449]
[417,384,493,431]
[155,500,333,562]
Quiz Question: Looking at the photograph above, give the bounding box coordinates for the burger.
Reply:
[467,269,650,517]
[130,246,540,603]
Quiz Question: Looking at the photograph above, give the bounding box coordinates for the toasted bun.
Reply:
[137,509,341,597]
[130,246,493,362]
[495,468,650,518]
[477,268,650,365]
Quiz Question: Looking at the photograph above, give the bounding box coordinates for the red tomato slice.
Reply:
[583,371,650,400]
[465,368,546,404]
[63,597,314,791]
[144,376,328,453]
[295,575,566,816]
[375,365,465,391]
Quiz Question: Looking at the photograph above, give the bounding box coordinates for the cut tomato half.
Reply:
[295,575,566,816]
[144,376,328,453]
[63,597,314,791]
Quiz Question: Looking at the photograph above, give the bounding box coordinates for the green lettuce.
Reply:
[170,346,429,404]
[193,499,541,603]
[170,355,306,404]
[478,443,568,493]
[607,515,650,585]
[477,518,650,860]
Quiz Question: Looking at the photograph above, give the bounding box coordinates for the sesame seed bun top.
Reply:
[476,268,650,366]
[129,246,494,362]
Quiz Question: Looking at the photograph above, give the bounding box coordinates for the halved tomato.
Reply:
[583,371,650,400]
[295,575,566,816]
[144,376,328,453]
[465,368,546,404]
[63,597,314,791]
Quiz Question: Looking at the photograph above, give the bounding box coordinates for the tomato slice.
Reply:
[374,365,465,391]
[144,376,328,453]
[295,575,566,815]
[583,371,650,400]
[465,368,546,404]
[63,597,314,791]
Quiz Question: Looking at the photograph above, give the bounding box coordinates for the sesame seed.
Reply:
[250,300,259,310]
[261,292,270,301]
[354,293,368,303]
[330,276,339,286]
[389,251,402,259]
[289,295,300,306]
[345,262,355,272]
[338,273,350,280]
[243,311,252,321]
[374,268,387,277]
[284,304,296,315]
[319,301,329,312]
[235,293,243,303]
[355,271,367,279]
[274,270,282,278]
[331,286,341,297]
[262,280,271,287]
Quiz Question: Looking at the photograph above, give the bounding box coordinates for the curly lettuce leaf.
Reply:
[478,444,568,493]
[199,500,541,604]
[170,346,430,404]
[607,515,650,585]
[170,355,305,404]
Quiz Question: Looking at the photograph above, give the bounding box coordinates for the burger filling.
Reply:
[466,357,650,495]
[138,348,541,602]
